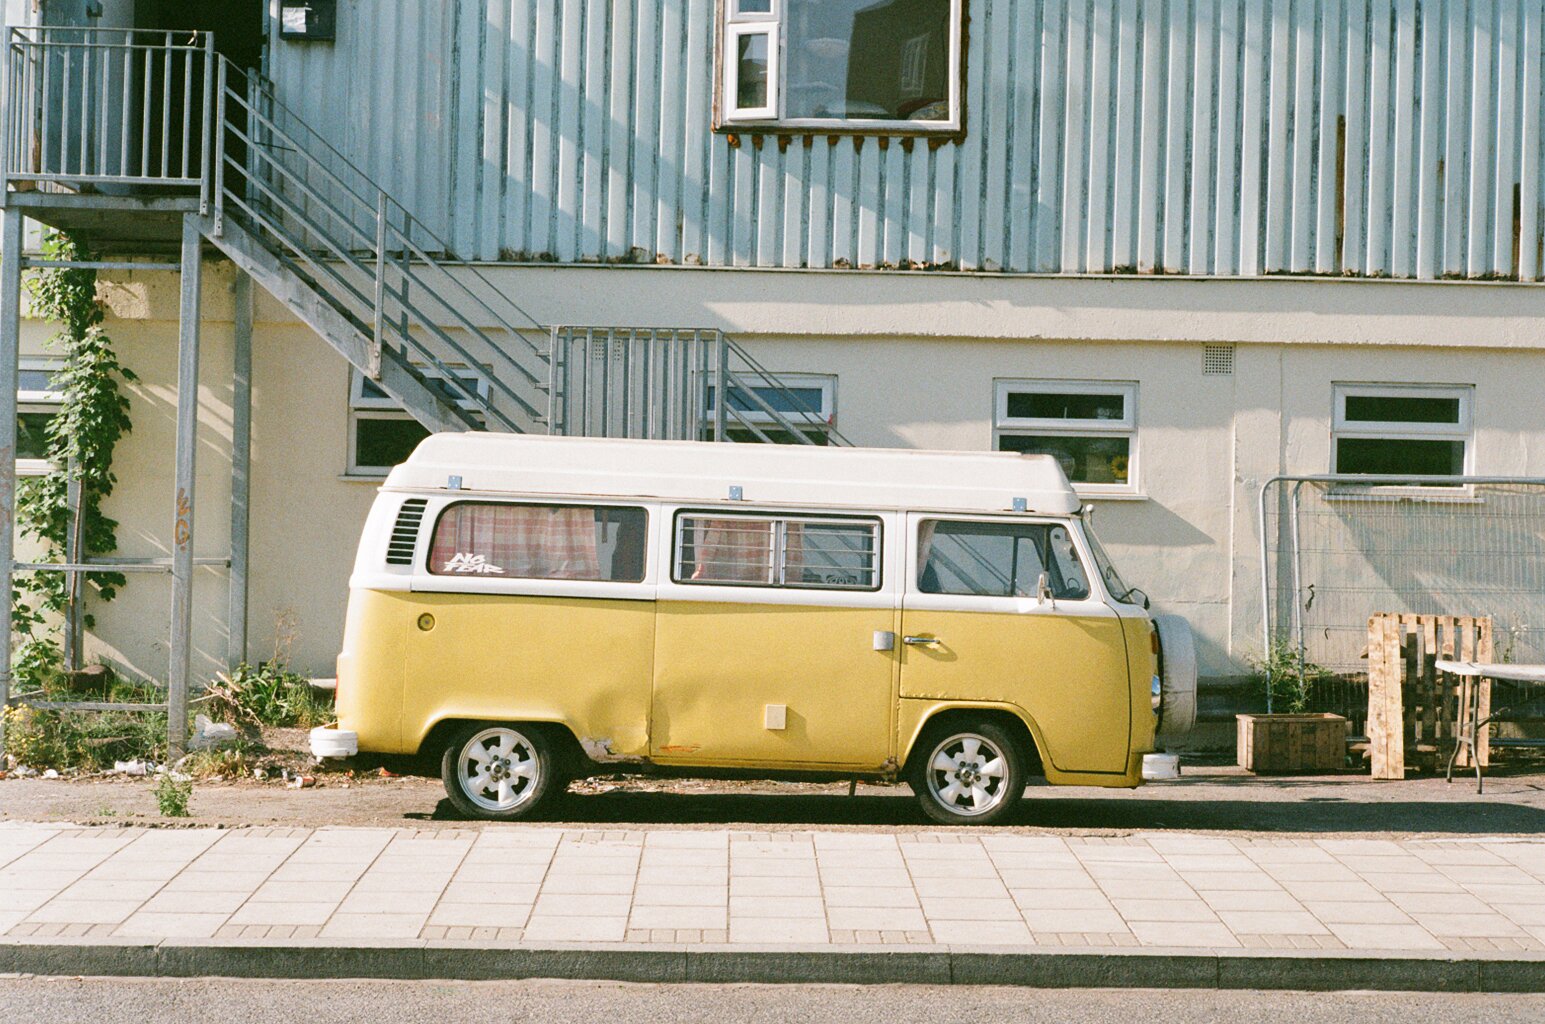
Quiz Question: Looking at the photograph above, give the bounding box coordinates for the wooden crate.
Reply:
[1366,613,1492,780]
[1237,713,1349,772]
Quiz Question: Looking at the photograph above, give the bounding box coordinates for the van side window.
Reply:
[675,514,879,590]
[428,503,647,582]
[918,520,1090,600]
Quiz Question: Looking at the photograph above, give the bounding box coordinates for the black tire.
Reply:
[908,719,1027,826]
[440,722,558,822]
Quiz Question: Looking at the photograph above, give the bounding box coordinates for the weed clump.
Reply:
[205,661,332,729]
[154,772,191,817]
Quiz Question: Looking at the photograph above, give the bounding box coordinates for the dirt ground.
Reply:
[6,753,1545,838]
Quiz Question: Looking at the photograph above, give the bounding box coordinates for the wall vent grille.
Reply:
[1203,344,1235,376]
[386,498,428,565]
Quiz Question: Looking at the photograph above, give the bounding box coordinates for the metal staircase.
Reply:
[0,24,847,761]
[0,25,843,447]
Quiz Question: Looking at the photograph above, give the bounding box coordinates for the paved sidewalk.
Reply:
[4,823,1545,956]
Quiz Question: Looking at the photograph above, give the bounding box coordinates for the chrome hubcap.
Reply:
[458,727,539,811]
[924,733,1008,817]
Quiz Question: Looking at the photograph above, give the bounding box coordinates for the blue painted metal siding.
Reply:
[273,0,1545,280]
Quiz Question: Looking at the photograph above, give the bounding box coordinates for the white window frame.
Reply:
[993,379,1139,496]
[672,510,882,592]
[706,372,836,439]
[17,356,64,477]
[718,0,964,133]
[723,17,779,122]
[1331,382,1474,479]
[346,366,490,478]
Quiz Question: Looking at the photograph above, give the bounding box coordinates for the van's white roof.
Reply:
[384,434,1082,515]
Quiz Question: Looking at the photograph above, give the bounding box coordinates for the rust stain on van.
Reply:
[659,744,702,754]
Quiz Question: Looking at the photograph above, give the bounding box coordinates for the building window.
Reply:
[994,380,1137,493]
[428,502,648,582]
[1332,383,1472,478]
[706,373,835,445]
[718,0,963,133]
[347,366,488,477]
[17,358,64,476]
[674,513,880,590]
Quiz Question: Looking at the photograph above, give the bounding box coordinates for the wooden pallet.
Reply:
[1366,613,1492,780]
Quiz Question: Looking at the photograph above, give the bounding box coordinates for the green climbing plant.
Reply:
[9,229,136,693]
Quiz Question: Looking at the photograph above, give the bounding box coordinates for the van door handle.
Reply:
[903,635,941,646]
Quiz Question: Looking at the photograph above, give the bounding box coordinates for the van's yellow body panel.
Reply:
[340,587,1154,786]
[896,607,1134,774]
[339,589,656,757]
[650,600,898,769]
[335,588,410,754]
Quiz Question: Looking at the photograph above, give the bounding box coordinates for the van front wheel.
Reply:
[441,723,557,821]
[910,721,1026,826]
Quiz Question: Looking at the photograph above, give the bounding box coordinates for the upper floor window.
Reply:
[1332,383,1472,478]
[719,0,964,134]
[994,380,1137,495]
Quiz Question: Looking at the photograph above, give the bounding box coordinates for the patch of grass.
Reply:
[182,741,253,781]
[3,672,169,772]
[204,660,332,729]
[154,772,191,817]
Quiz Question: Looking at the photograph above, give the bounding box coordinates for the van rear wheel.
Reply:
[441,723,557,821]
[910,720,1026,826]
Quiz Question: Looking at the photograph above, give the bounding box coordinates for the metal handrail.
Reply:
[215,61,550,426]
[232,70,547,348]
[2,27,213,189]
[549,326,851,446]
[2,28,857,451]
[1,26,550,433]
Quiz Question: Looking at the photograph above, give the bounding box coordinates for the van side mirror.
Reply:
[1036,571,1054,608]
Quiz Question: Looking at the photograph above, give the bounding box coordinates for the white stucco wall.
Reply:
[21,264,1545,689]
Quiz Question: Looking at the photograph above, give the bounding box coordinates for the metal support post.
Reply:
[0,209,21,757]
[228,271,251,670]
[167,215,202,759]
[713,331,728,443]
[62,460,83,671]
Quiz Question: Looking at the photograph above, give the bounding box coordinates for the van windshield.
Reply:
[1082,522,1138,604]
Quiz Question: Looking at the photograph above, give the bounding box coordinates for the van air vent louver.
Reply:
[386,498,428,566]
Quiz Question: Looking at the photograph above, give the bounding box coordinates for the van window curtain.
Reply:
[430,504,602,579]
[688,519,776,583]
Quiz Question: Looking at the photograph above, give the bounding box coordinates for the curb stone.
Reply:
[3,940,1545,992]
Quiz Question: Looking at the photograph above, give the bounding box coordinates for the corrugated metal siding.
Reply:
[272,0,1545,280]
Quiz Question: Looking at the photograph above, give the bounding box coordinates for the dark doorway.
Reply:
[125,0,264,194]
[135,0,265,71]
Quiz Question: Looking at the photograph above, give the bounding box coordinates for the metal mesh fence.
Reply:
[1261,477,1545,728]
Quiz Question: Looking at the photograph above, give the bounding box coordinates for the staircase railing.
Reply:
[215,62,548,432]
[2,26,845,450]
[1,26,212,192]
[1,25,550,434]
[549,327,851,446]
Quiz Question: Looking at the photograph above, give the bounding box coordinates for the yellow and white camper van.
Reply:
[317,434,1195,824]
